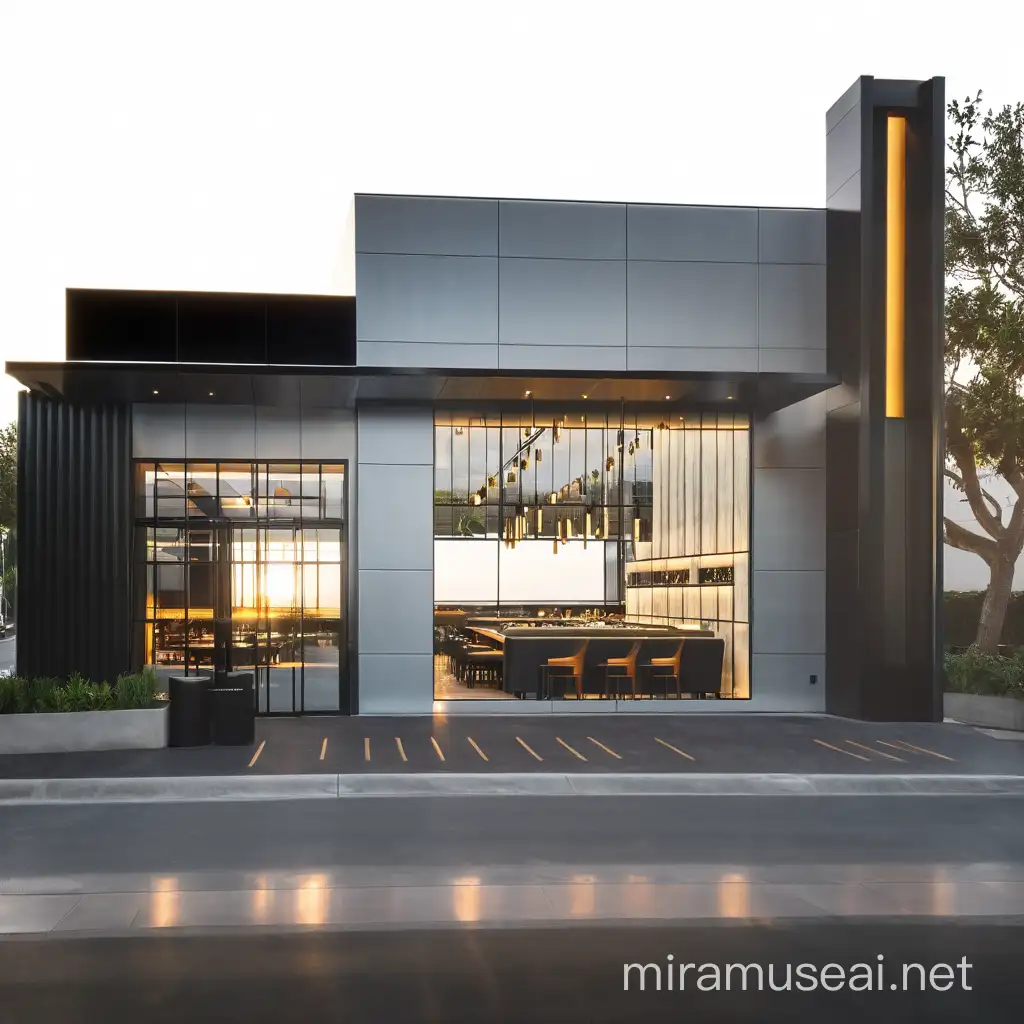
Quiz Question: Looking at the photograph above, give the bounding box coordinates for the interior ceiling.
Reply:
[4,361,836,416]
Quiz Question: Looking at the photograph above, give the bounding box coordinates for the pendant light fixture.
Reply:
[535,507,543,533]
[554,420,563,442]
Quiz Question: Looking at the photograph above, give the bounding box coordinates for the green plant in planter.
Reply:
[115,668,157,710]
[30,676,63,713]
[944,648,1024,698]
[0,675,28,714]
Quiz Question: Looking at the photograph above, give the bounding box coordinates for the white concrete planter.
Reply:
[944,692,1024,732]
[0,704,169,755]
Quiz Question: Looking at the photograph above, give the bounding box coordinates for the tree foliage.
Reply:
[945,91,1024,651]
[0,422,15,534]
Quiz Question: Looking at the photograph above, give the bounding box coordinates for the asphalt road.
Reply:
[0,924,1021,1023]
[4,795,1024,876]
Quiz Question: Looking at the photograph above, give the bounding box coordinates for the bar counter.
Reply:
[464,623,722,698]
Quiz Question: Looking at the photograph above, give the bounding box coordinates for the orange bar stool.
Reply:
[599,641,642,698]
[541,642,589,699]
[643,641,684,698]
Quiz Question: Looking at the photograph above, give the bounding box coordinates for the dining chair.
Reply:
[643,641,685,698]
[599,641,642,698]
[541,641,589,699]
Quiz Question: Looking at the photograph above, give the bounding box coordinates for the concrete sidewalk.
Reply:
[3,771,1024,804]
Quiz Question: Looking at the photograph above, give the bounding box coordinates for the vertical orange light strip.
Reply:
[886,115,907,418]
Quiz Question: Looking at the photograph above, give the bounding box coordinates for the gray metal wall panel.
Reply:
[627,347,758,372]
[754,393,826,469]
[357,407,433,465]
[357,341,498,370]
[758,349,827,373]
[498,344,627,371]
[498,200,626,259]
[357,463,432,571]
[358,654,434,713]
[132,404,185,458]
[359,570,433,654]
[752,468,826,571]
[355,195,497,256]
[751,570,826,654]
[758,263,826,348]
[356,253,498,345]
[498,258,626,347]
[627,205,758,262]
[758,209,827,264]
[184,404,255,459]
[255,407,300,461]
[356,406,435,713]
[751,654,825,711]
[627,261,758,348]
[826,107,862,199]
[300,407,355,461]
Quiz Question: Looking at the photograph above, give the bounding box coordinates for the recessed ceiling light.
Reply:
[726,395,734,400]
[581,393,588,399]
[208,391,215,397]
[152,389,159,395]
[524,390,531,397]
[665,395,671,400]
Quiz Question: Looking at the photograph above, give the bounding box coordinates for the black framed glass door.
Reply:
[135,460,349,714]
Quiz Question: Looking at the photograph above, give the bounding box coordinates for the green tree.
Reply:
[0,421,15,622]
[944,91,1024,652]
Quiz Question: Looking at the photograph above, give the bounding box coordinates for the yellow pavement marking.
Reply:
[430,736,446,762]
[395,737,408,762]
[247,740,266,768]
[814,738,869,761]
[364,737,371,762]
[556,737,587,761]
[654,737,696,761]
[516,736,543,761]
[467,737,489,761]
[587,737,622,759]
[887,739,956,762]
[845,739,904,762]
[319,738,328,761]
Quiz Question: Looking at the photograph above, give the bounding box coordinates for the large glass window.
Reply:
[433,411,750,701]
[133,461,347,713]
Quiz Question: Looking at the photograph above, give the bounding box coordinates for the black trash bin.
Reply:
[168,674,212,747]
[210,671,255,746]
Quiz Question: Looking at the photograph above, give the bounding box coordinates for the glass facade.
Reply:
[433,411,750,700]
[134,461,347,713]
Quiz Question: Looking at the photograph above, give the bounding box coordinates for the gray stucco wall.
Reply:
[353,194,825,375]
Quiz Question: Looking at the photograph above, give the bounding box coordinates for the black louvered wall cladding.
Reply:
[16,393,133,683]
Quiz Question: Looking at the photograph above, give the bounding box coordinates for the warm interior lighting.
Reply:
[536,507,543,532]
[524,390,531,396]
[886,114,907,418]
[152,389,159,395]
[634,517,641,543]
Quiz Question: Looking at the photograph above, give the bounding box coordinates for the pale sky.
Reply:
[2,0,1023,425]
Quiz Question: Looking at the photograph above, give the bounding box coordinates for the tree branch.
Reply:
[944,517,999,562]
[943,467,1004,524]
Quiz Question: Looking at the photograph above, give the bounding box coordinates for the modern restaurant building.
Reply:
[6,76,945,720]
